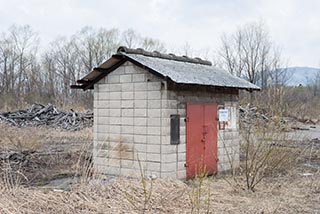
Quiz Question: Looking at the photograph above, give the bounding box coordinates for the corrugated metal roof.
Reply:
[71,47,260,91]
[123,53,260,90]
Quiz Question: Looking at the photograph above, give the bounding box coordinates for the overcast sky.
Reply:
[0,0,319,67]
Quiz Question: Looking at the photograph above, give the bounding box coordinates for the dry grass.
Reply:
[0,123,319,213]
[0,171,319,213]
[0,123,92,185]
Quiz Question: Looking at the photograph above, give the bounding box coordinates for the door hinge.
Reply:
[185,117,189,123]
[184,163,188,167]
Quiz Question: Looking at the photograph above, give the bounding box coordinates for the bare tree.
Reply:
[121,29,140,48]
[218,21,282,89]
[308,69,320,96]
[140,37,166,52]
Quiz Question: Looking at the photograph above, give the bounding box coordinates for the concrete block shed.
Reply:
[72,46,259,179]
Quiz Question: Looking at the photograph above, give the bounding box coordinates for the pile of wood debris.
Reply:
[0,104,93,131]
[239,105,270,127]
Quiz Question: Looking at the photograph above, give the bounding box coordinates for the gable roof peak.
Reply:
[117,46,212,66]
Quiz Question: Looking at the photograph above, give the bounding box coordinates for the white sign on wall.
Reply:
[218,109,229,122]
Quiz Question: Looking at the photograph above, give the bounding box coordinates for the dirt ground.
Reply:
[0,123,319,213]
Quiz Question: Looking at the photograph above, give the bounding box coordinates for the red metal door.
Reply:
[186,103,218,178]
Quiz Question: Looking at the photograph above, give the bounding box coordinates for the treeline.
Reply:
[0,26,166,109]
[0,22,319,118]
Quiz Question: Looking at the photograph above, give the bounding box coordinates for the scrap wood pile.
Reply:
[239,105,270,127]
[0,104,93,131]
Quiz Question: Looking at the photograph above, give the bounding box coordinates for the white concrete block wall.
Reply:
[93,61,241,179]
[93,62,166,177]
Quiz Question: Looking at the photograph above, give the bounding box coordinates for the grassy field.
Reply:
[0,123,319,213]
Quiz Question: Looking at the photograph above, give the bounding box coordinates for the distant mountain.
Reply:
[284,67,320,86]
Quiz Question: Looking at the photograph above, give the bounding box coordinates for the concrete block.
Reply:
[177,161,186,171]
[110,92,121,100]
[147,153,161,162]
[147,135,161,144]
[99,92,109,100]
[161,118,170,127]
[109,109,121,117]
[97,116,109,125]
[161,109,177,118]
[148,127,161,136]
[134,117,147,126]
[98,84,109,92]
[177,153,186,162]
[109,125,121,134]
[135,91,147,100]
[161,127,170,136]
[135,153,147,161]
[122,83,134,91]
[161,136,170,145]
[121,125,134,134]
[162,163,177,172]
[108,75,120,83]
[180,135,186,144]
[93,100,98,108]
[122,92,134,100]
[97,125,108,133]
[109,84,121,92]
[121,100,134,108]
[122,109,134,117]
[109,100,121,108]
[135,109,147,117]
[180,125,186,135]
[161,100,168,108]
[147,118,161,126]
[148,100,161,108]
[134,143,147,152]
[147,82,162,90]
[134,83,148,91]
[147,91,161,99]
[120,74,132,83]
[109,117,121,125]
[134,126,147,135]
[121,117,133,125]
[161,172,176,178]
[134,100,147,108]
[97,101,109,108]
[145,162,161,171]
[148,109,161,118]
[121,134,134,143]
[132,74,145,82]
[134,135,147,143]
[147,144,160,153]
[177,143,186,153]
[162,145,177,154]
[162,153,177,163]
